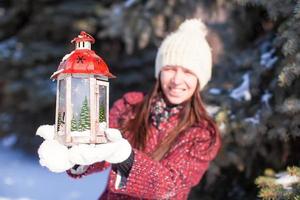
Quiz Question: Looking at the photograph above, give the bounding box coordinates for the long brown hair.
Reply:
[121,77,219,161]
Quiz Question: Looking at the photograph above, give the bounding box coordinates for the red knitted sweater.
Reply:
[68,92,221,199]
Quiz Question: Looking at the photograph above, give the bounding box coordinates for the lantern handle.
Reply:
[71,31,95,44]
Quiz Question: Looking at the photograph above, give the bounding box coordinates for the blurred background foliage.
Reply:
[0,0,299,199]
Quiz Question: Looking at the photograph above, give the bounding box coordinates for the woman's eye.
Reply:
[184,70,195,76]
[163,68,175,72]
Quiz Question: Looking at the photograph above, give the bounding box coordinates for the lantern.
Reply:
[51,31,115,146]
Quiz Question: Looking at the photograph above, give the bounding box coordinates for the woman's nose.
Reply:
[171,69,184,84]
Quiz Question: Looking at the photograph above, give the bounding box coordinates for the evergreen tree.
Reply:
[71,115,78,131]
[57,112,62,132]
[57,112,65,132]
[99,105,106,123]
[231,1,300,199]
[256,166,300,200]
[77,120,83,132]
[79,96,90,131]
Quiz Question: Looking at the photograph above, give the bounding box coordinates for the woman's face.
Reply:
[160,66,198,105]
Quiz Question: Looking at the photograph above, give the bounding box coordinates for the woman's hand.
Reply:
[36,125,75,173]
[69,128,132,165]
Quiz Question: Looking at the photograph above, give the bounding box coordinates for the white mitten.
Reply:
[69,128,132,165]
[36,125,74,173]
[36,125,55,140]
[38,140,74,173]
[105,128,132,164]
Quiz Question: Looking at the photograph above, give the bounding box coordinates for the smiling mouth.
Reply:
[169,87,186,91]
[168,87,186,96]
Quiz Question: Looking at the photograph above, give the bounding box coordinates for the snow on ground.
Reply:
[0,145,109,200]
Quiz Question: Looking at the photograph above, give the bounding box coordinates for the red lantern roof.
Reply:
[71,31,95,44]
[51,31,115,79]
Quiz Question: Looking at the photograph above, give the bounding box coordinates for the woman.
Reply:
[38,19,221,199]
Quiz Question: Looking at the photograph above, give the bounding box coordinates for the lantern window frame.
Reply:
[55,73,109,145]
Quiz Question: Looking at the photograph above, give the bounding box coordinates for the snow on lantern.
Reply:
[50,31,115,146]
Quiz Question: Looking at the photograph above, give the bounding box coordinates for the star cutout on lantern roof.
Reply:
[95,58,101,65]
[76,55,86,64]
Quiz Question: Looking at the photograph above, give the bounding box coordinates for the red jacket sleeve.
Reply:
[109,92,144,129]
[107,126,221,199]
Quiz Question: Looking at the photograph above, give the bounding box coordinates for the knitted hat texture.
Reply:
[155,19,212,90]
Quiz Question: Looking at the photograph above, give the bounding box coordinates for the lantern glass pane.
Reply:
[98,84,107,130]
[57,79,66,134]
[70,77,90,135]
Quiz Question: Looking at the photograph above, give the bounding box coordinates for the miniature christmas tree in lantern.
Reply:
[51,31,115,146]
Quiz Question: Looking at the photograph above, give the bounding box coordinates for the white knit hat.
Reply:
[155,19,212,90]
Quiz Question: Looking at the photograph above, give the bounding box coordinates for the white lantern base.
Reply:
[57,129,108,146]
[70,135,107,145]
